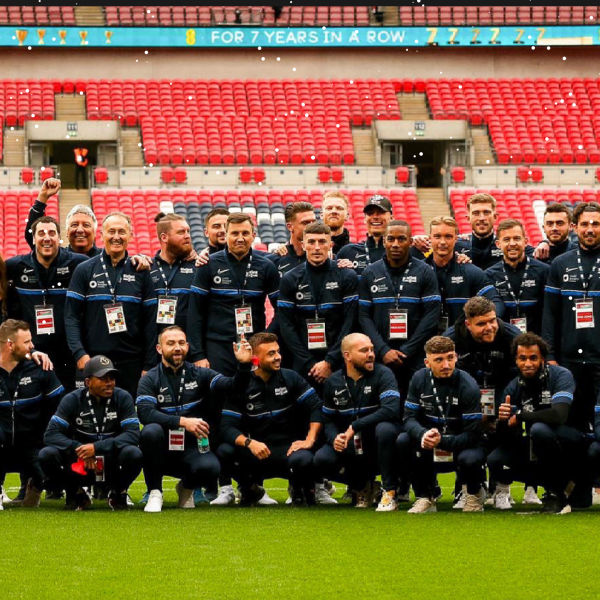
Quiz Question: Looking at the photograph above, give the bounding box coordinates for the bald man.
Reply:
[313,333,403,511]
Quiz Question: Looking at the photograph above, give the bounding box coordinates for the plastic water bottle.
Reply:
[198,436,210,454]
[353,431,363,455]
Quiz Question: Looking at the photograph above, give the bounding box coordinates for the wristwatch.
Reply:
[244,437,252,448]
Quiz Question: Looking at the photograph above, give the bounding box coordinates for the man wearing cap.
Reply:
[40,355,142,511]
[136,326,253,513]
[0,319,64,510]
[337,195,393,279]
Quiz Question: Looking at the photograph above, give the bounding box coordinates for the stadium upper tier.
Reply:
[3,78,600,166]
[0,6,597,27]
[90,188,424,255]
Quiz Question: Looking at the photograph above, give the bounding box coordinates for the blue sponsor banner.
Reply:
[3,26,599,48]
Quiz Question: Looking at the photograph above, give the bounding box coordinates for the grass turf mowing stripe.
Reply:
[1,473,599,599]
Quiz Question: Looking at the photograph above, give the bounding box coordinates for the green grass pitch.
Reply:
[1,473,599,599]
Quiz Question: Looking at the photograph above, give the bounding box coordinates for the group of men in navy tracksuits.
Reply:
[2,179,600,515]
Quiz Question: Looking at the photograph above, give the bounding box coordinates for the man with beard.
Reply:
[321,191,351,254]
[543,201,600,433]
[534,204,577,264]
[150,213,197,335]
[136,326,253,513]
[313,333,401,511]
[187,213,279,374]
[219,332,327,507]
[489,333,582,513]
[486,219,549,335]
[398,336,485,513]
[0,320,64,509]
[204,208,229,254]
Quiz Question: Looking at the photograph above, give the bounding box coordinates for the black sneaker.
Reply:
[65,488,92,511]
[45,489,65,501]
[239,484,266,506]
[303,487,316,507]
[541,492,570,514]
[108,491,129,511]
[291,487,306,507]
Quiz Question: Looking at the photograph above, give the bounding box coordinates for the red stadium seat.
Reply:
[20,167,34,185]
[161,167,174,184]
[450,167,466,183]
[94,167,108,185]
[40,167,54,181]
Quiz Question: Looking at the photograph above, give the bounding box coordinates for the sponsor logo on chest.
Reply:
[123,274,136,283]
[451,276,464,284]
[274,387,288,396]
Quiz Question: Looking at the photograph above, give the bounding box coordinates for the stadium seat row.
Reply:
[0,6,75,26]
[397,6,598,26]
[105,6,371,27]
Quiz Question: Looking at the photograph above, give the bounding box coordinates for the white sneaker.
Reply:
[323,480,337,496]
[523,486,543,505]
[593,489,600,506]
[494,484,512,510]
[408,497,437,513]
[176,481,195,509]
[144,490,163,513]
[315,483,338,505]
[463,489,485,512]
[0,485,10,505]
[376,490,398,512]
[453,485,468,509]
[257,490,278,505]
[210,485,237,506]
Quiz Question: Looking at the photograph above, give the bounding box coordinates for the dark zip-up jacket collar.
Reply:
[220,368,322,446]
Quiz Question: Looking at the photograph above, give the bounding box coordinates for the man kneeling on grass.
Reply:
[219,333,325,507]
[398,336,485,513]
[40,356,142,511]
[313,333,402,511]
[490,333,583,514]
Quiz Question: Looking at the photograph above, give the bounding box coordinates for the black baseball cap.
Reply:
[83,355,119,379]
[363,195,392,214]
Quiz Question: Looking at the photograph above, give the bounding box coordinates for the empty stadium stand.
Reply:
[427,78,600,164]
[5,6,595,27]
[397,6,597,26]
